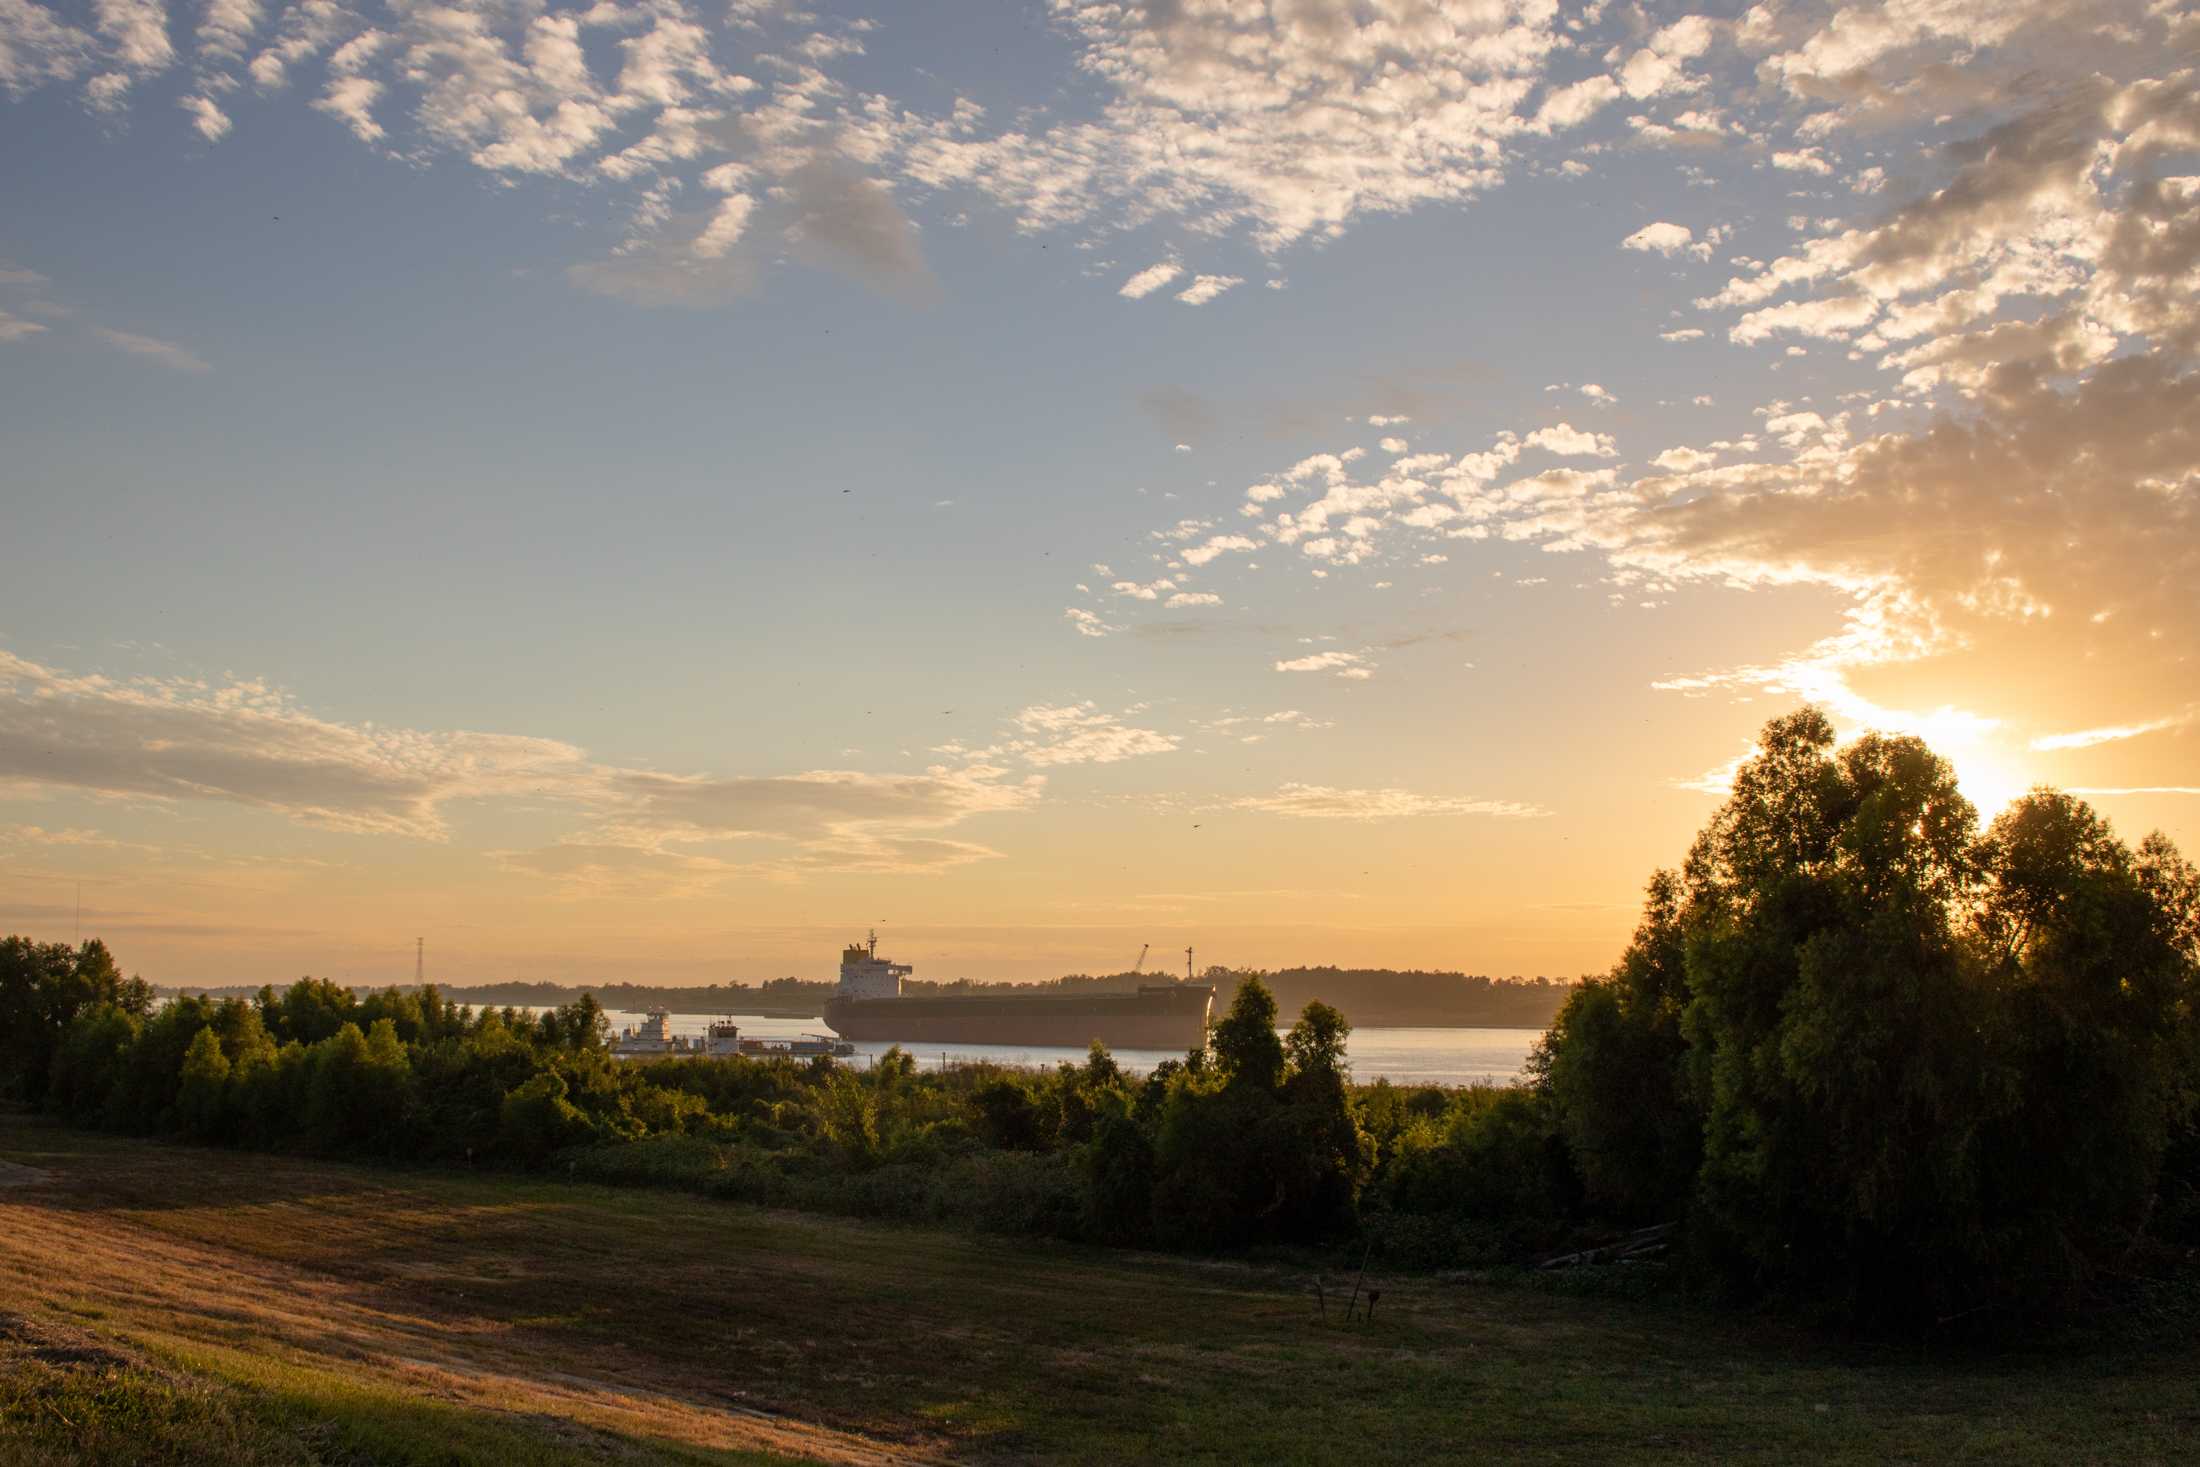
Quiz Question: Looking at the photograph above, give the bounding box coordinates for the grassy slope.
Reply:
[1,1115,2195,1465]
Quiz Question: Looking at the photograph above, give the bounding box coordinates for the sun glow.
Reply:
[1946,749,2029,819]
[1893,709,2030,818]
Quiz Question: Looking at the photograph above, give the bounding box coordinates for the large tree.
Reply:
[1541,709,2200,1320]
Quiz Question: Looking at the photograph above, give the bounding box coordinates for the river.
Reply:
[582,1008,1541,1088]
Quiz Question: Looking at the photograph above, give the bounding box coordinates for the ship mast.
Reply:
[1185,944,1194,982]
[868,927,878,959]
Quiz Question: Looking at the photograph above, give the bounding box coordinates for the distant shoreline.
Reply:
[154,966,1574,1033]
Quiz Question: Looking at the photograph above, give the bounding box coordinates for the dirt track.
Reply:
[0,1137,938,1465]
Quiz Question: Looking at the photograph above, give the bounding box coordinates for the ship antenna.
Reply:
[1185,944,1194,982]
[868,927,878,959]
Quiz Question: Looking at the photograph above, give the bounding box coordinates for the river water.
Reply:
[583,1008,1541,1088]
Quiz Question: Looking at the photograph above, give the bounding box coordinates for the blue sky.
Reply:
[2,0,2195,985]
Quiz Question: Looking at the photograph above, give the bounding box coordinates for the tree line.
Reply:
[161,969,1571,1029]
[4,708,2194,1326]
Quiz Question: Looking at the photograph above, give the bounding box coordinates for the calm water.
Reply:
[579,1008,1540,1088]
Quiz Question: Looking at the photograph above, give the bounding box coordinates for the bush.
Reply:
[499,1071,592,1164]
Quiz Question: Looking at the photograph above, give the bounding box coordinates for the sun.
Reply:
[1948,751,2029,819]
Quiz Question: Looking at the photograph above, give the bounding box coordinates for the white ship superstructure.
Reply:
[838,931,913,1000]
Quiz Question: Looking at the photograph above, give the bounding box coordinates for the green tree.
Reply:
[0,937,152,1104]
[176,1027,232,1140]
[46,1004,141,1124]
[1538,708,2200,1321]
[1148,986,1369,1250]
[268,978,359,1045]
[498,1070,591,1164]
[1209,976,1285,1091]
[1970,792,2196,1297]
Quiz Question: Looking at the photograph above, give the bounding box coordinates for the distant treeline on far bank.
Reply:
[158,966,1576,1030]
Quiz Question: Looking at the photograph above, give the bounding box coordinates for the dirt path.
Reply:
[0,1174,938,1466]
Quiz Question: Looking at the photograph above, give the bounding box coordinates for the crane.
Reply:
[1132,943,1149,974]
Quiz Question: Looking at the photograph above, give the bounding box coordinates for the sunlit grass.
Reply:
[4,1113,2198,1465]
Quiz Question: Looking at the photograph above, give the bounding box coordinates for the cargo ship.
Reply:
[821,933,1214,1050]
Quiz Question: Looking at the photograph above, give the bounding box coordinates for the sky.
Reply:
[1,0,2195,988]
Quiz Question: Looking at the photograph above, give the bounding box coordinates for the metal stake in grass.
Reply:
[1344,1240,1374,1322]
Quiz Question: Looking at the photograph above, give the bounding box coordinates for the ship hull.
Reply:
[824,986,1212,1051]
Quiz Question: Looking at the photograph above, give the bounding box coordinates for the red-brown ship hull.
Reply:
[823,985,1212,1051]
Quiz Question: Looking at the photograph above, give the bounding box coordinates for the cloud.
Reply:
[90,0,171,73]
[1118,262,1181,299]
[599,764,1036,845]
[1533,74,1620,134]
[0,645,1052,877]
[1110,577,1173,601]
[880,0,1573,252]
[1587,359,2200,761]
[1063,607,1117,638]
[1275,650,1368,677]
[91,327,209,371]
[1175,274,1241,305]
[312,74,384,142]
[2030,714,2189,751]
[1524,423,1615,457]
[178,92,230,140]
[0,307,46,341]
[0,648,585,838]
[1622,221,1694,256]
[691,191,755,258]
[8,0,2187,350]
[1232,784,1548,820]
[1181,533,1258,567]
[1770,148,1831,175]
[776,155,934,299]
[195,0,260,65]
[1652,446,1718,472]
[0,1,97,95]
[1004,703,1178,767]
[1730,292,1878,345]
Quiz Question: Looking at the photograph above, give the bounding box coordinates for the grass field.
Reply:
[2,1114,2196,1464]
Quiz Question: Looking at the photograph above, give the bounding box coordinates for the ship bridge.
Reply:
[838,931,913,1000]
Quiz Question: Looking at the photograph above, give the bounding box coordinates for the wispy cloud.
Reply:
[2030,715,2188,752]
[1118,262,1181,299]
[92,327,210,372]
[0,646,1045,878]
[1232,785,1548,820]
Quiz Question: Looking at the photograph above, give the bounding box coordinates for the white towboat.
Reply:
[608,1011,851,1060]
